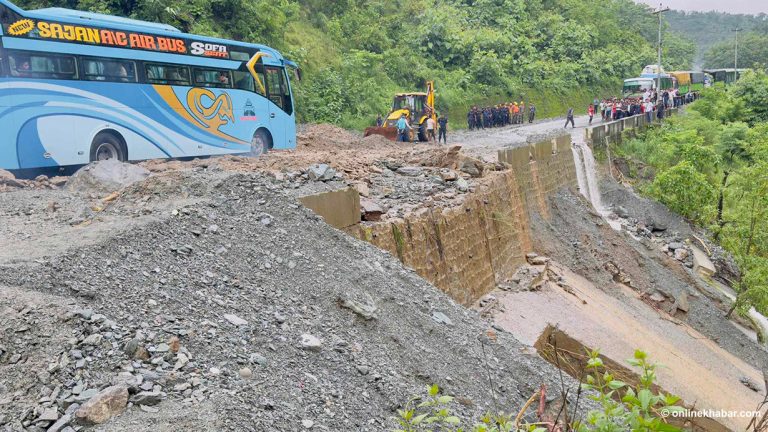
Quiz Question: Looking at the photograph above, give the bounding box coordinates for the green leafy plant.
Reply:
[394,384,546,432]
[574,350,684,432]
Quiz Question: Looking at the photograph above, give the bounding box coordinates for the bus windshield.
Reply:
[623,79,653,96]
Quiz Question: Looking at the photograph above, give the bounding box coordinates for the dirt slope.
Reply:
[0,170,573,431]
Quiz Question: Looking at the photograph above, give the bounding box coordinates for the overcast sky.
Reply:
[635,0,768,14]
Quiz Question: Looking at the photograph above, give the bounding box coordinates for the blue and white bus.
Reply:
[0,0,298,171]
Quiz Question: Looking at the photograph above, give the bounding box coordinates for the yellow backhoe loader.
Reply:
[364,81,436,142]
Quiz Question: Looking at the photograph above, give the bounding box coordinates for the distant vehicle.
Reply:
[669,71,712,93]
[622,76,677,98]
[364,81,437,142]
[640,64,666,78]
[703,68,748,86]
[0,0,300,171]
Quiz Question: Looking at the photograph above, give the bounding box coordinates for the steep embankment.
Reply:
[0,164,579,431]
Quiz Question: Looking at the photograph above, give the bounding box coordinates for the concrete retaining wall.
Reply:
[585,107,681,147]
[299,188,360,229]
[350,136,577,305]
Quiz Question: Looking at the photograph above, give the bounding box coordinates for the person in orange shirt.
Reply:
[512,103,520,124]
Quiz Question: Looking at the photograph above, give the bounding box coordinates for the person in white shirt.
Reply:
[644,100,654,123]
[426,117,436,142]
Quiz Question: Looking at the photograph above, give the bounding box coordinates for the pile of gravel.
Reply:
[0,171,575,431]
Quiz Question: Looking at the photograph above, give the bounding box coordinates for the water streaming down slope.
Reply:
[572,142,622,230]
[570,145,590,203]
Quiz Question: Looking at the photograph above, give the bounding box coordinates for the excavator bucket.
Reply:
[363,126,399,141]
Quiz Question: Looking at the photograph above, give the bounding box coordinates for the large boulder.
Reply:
[74,385,129,425]
[67,160,150,194]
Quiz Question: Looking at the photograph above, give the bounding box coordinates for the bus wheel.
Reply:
[250,129,271,157]
[90,132,126,162]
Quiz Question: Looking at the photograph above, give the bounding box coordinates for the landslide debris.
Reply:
[0,170,576,431]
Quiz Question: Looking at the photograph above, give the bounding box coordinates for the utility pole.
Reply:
[732,28,741,72]
[651,4,670,94]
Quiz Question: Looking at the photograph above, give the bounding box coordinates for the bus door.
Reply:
[264,66,295,149]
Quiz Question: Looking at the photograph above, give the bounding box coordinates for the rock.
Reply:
[648,219,668,232]
[649,291,666,302]
[74,385,129,425]
[674,248,689,261]
[300,334,322,352]
[455,177,469,192]
[239,368,253,379]
[431,311,453,326]
[74,388,99,402]
[47,414,72,432]
[122,339,141,357]
[614,206,629,218]
[168,336,180,353]
[668,242,684,251]
[302,419,315,429]
[129,391,163,406]
[360,198,385,222]
[307,164,336,181]
[440,170,459,181]
[527,255,549,265]
[395,166,424,177]
[173,383,191,392]
[67,160,150,194]
[674,291,690,313]
[174,353,189,370]
[249,353,268,366]
[76,309,94,320]
[338,295,377,320]
[223,314,248,326]
[690,245,716,278]
[459,160,483,178]
[354,182,370,197]
[81,334,103,346]
[37,407,59,422]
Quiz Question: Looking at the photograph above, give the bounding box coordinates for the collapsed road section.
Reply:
[0,122,766,431]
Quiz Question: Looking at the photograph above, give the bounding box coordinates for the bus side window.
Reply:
[233,70,256,93]
[146,63,189,86]
[82,58,136,82]
[193,68,231,88]
[8,52,76,80]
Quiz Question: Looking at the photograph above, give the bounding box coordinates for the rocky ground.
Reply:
[1,118,765,432]
[0,167,583,432]
[0,123,594,432]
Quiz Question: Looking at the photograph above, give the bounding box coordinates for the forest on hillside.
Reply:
[617,71,768,317]
[15,0,695,128]
[667,10,768,69]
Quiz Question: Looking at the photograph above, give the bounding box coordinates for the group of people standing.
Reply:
[582,88,700,127]
[384,112,449,144]
[467,101,536,130]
